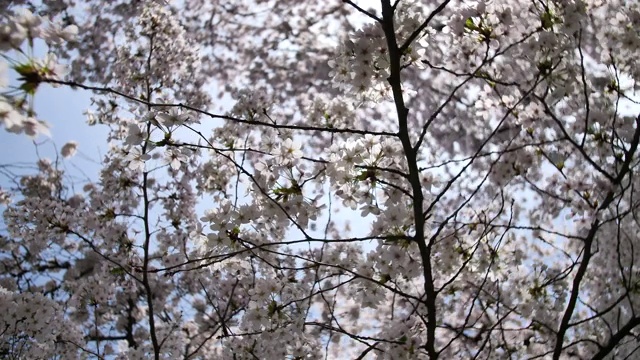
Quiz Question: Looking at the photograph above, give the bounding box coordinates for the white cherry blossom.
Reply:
[60,141,78,158]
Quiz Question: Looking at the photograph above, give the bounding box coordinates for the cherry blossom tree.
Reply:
[1,0,640,358]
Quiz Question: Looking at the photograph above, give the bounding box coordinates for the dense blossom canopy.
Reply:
[1,0,640,359]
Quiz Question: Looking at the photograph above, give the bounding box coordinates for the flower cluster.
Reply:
[325,134,404,215]
[113,3,209,108]
[0,9,77,137]
[328,10,429,103]
[0,287,83,359]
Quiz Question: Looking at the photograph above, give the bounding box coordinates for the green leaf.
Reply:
[537,60,553,75]
[19,82,38,95]
[110,267,126,276]
[464,18,476,31]
[14,62,43,95]
[267,300,279,317]
[102,208,116,220]
[540,11,554,30]
[379,273,391,284]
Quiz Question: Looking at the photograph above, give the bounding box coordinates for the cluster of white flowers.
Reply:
[325,134,403,214]
[0,187,10,205]
[228,89,273,123]
[112,3,208,107]
[60,140,78,158]
[0,9,77,138]
[328,11,429,103]
[305,94,356,129]
[0,287,83,358]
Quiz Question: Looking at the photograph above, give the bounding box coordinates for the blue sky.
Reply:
[0,82,109,189]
